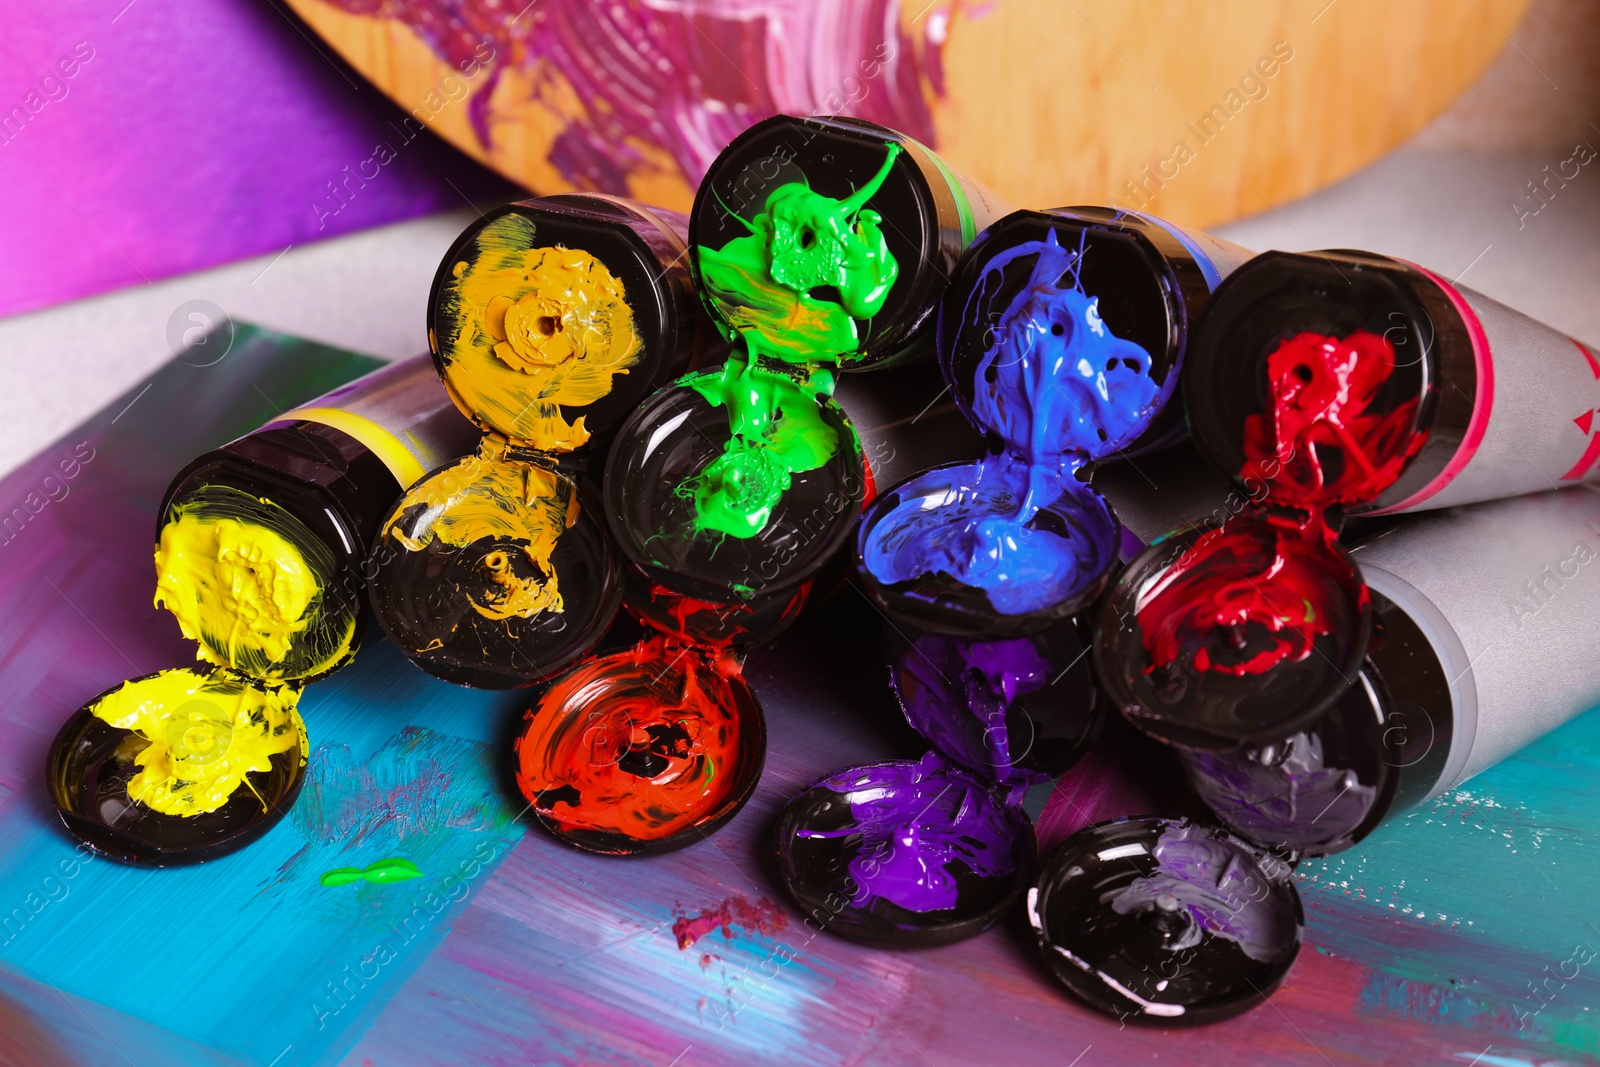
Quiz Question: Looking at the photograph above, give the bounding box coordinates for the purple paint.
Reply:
[894,632,1051,790]
[796,752,1020,914]
[325,0,953,196]
[1108,822,1300,964]
[1182,733,1379,854]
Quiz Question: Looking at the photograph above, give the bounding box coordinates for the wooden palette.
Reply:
[285,0,1529,228]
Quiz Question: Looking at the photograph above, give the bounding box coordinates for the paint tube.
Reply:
[367,195,700,689]
[1184,248,1600,514]
[1179,484,1600,857]
[690,112,1011,369]
[164,354,482,679]
[856,207,1247,638]
[47,356,478,865]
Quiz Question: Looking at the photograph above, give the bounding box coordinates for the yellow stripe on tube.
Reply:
[283,406,429,488]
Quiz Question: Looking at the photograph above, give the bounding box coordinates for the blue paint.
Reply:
[969,229,1158,468]
[860,459,1119,615]
[861,229,1153,615]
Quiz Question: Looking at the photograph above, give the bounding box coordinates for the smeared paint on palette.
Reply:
[316,0,942,207]
[672,896,788,951]
[348,592,1600,1065]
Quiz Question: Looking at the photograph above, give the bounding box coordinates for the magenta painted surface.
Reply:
[0,0,514,318]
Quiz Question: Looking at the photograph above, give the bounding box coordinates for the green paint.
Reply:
[697,143,902,367]
[319,857,423,887]
[681,358,840,538]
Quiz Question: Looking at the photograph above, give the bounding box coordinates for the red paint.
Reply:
[628,580,810,647]
[1371,265,1494,514]
[1137,513,1359,676]
[514,636,755,845]
[672,895,789,949]
[1134,329,1404,678]
[1576,410,1595,436]
[1240,330,1424,508]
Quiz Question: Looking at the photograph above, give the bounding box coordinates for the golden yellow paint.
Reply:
[89,669,307,817]
[154,495,356,681]
[439,212,642,450]
[387,440,578,621]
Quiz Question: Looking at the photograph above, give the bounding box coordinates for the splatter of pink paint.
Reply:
[672,895,789,949]
[327,0,961,195]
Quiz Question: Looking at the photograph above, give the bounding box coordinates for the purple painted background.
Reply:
[0,0,514,319]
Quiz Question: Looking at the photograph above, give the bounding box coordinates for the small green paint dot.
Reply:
[320,857,423,887]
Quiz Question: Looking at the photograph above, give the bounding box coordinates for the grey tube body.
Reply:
[1091,441,1237,547]
[1384,282,1600,513]
[1352,485,1600,796]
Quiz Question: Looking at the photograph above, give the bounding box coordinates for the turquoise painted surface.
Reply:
[0,637,526,1066]
[0,326,527,1066]
[1299,705,1600,1054]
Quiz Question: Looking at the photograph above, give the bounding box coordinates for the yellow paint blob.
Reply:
[89,668,307,817]
[386,440,578,621]
[154,490,356,681]
[438,212,642,450]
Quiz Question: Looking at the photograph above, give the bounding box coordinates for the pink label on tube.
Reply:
[1374,268,1600,513]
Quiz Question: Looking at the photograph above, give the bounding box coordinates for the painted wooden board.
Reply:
[281,0,1531,228]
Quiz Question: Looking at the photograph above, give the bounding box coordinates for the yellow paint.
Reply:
[281,405,428,488]
[90,669,307,817]
[438,214,641,450]
[154,494,355,681]
[387,439,578,620]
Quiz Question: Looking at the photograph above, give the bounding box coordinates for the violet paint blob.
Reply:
[859,229,1154,617]
[1181,733,1379,855]
[893,628,1101,789]
[797,752,1019,913]
[1029,816,1303,1024]
[897,634,1050,786]
[1107,822,1300,965]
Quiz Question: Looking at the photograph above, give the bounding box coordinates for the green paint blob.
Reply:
[319,857,423,887]
[682,358,840,538]
[697,144,902,366]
